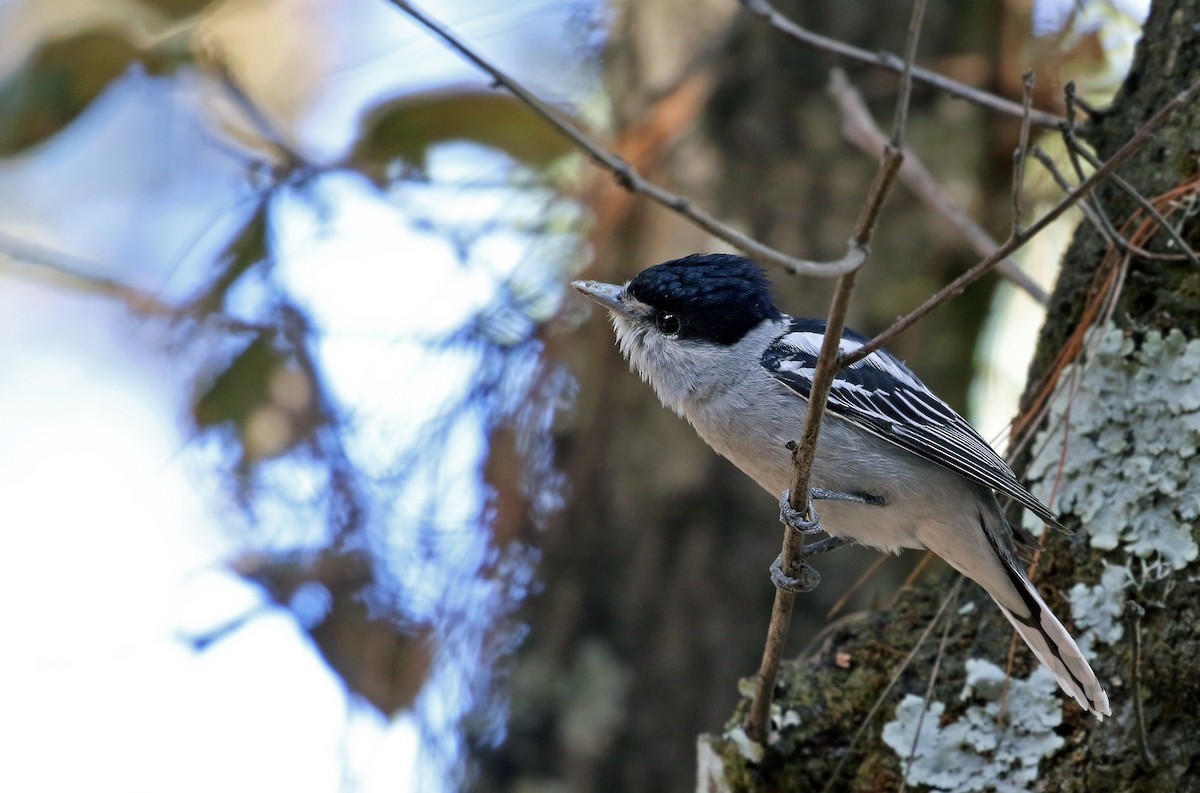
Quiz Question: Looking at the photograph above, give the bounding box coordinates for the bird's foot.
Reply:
[780,488,885,537]
[770,554,821,593]
[768,536,849,593]
[779,490,823,535]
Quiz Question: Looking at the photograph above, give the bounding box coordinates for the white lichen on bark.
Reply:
[1026,323,1200,570]
[881,660,1065,792]
[884,322,1200,788]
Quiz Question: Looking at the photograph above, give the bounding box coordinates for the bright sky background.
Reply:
[0,0,589,790]
[0,121,431,793]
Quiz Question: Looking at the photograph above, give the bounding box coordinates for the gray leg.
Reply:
[811,487,885,507]
[779,488,885,536]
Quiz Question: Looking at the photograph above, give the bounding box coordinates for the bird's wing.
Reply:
[761,319,1064,530]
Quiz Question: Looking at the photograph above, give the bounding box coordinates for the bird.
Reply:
[571,252,1110,719]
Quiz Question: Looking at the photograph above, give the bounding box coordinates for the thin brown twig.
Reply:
[1011,71,1036,237]
[0,232,267,334]
[1062,132,1200,268]
[1061,84,1198,267]
[1061,86,1157,262]
[1126,600,1156,767]
[743,0,924,744]
[888,0,925,144]
[827,68,1048,304]
[820,578,965,793]
[1031,146,1187,262]
[389,0,864,278]
[899,583,960,793]
[1059,84,1124,249]
[840,75,1200,368]
[890,551,937,604]
[739,0,1064,127]
[826,553,890,619]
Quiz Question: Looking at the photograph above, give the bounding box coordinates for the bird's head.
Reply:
[572,253,783,412]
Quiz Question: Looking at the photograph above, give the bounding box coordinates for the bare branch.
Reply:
[1126,600,1156,767]
[739,0,1064,128]
[1011,71,1036,237]
[1032,146,1189,262]
[840,75,1200,368]
[0,232,266,334]
[828,69,1048,304]
[1062,127,1200,269]
[744,0,925,745]
[819,579,965,793]
[888,0,925,144]
[388,0,865,278]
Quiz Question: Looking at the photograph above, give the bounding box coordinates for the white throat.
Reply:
[610,312,788,417]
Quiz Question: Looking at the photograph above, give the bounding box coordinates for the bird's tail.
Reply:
[988,554,1111,719]
[922,510,1111,719]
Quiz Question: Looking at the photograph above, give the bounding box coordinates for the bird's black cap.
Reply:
[625,253,783,346]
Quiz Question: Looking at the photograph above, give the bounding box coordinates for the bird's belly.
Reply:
[690,406,965,555]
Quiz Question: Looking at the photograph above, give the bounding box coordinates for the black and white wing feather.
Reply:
[762,318,1064,530]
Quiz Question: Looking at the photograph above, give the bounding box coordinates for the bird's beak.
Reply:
[571,280,630,316]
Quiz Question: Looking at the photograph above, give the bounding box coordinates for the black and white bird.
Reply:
[572,252,1110,719]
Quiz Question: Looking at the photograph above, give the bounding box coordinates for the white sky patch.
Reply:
[0,280,416,792]
[1032,0,1149,37]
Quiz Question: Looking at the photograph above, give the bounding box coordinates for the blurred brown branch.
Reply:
[840,75,1200,368]
[388,0,867,278]
[739,0,1065,128]
[0,231,267,334]
[827,68,1049,305]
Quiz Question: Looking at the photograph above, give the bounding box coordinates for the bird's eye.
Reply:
[656,312,681,335]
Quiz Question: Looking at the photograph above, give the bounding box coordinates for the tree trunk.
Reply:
[703,0,1200,790]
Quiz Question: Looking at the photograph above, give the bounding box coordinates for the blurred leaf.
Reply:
[234,547,374,606]
[235,549,435,716]
[192,203,269,314]
[140,0,215,19]
[194,334,322,462]
[0,30,182,156]
[350,88,576,184]
[310,598,435,716]
[194,334,278,429]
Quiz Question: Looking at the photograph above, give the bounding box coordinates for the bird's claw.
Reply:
[770,553,821,593]
[780,490,823,534]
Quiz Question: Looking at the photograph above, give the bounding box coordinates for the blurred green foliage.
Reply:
[0,30,186,155]
[351,88,577,183]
